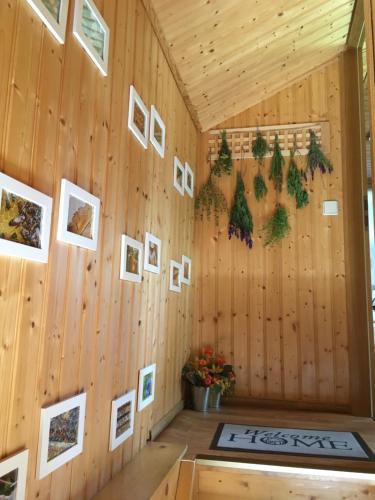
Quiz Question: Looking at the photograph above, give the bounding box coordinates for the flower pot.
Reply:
[209,390,221,409]
[192,386,210,412]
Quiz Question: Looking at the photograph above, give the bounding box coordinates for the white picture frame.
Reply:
[73,0,110,76]
[37,393,86,479]
[184,162,194,198]
[109,390,136,451]
[26,0,69,44]
[0,172,52,263]
[169,260,182,293]
[137,364,156,411]
[128,85,149,149]
[173,156,185,196]
[57,179,100,251]
[120,234,143,283]
[144,232,161,274]
[0,450,29,500]
[181,255,192,286]
[149,105,166,158]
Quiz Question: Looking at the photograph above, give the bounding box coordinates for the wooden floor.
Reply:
[156,406,375,471]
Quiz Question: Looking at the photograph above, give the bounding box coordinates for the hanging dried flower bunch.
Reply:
[252,130,269,201]
[212,130,233,176]
[195,173,228,225]
[269,134,284,192]
[263,204,290,246]
[287,149,309,209]
[254,173,268,201]
[306,130,333,179]
[228,172,254,248]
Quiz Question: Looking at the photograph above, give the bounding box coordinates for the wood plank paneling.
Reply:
[0,0,197,498]
[194,54,370,412]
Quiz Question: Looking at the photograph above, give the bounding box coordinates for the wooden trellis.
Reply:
[208,121,330,159]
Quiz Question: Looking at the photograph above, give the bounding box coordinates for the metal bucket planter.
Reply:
[209,389,221,409]
[192,386,210,412]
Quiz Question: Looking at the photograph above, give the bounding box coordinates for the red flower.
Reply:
[215,356,225,366]
[199,358,207,367]
[204,346,214,357]
[204,375,213,386]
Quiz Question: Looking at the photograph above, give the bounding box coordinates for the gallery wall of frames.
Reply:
[0,0,197,498]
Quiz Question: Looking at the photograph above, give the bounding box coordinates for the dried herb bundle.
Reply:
[287,152,309,209]
[306,130,333,179]
[195,173,228,225]
[269,134,284,192]
[212,129,232,176]
[252,131,269,164]
[228,172,253,249]
[263,204,290,246]
[254,173,268,201]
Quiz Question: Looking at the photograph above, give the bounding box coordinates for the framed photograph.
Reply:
[0,172,52,263]
[120,235,143,283]
[181,255,192,286]
[57,179,100,251]
[37,393,86,479]
[144,232,161,274]
[169,260,182,293]
[184,162,194,198]
[109,390,136,451]
[149,105,166,158]
[0,450,29,500]
[137,364,156,411]
[173,156,185,196]
[73,0,110,76]
[26,0,69,44]
[128,85,149,149]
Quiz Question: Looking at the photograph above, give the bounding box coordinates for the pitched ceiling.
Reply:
[147,0,355,131]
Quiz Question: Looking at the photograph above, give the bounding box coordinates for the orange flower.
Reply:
[204,346,214,357]
[199,358,207,367]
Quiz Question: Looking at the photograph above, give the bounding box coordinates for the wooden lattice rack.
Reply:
[208,121,330,159]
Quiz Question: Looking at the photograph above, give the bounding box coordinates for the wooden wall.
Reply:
[193,53,370,412]
[0,0,197,498]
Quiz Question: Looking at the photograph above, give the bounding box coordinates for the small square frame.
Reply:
[184,162,194,198]
[149,105,166,158]
[37,393,87,479]
[169,260,182,293]
[173,156,185,196]
[26,0,69,44]
[120,234,143,283]
[137,364,156,411]
[57,179,101,251]
[144,232,161,274]
[0,450,29,500]
[0,172,53,263]
[181,255,192,286]
[109,390,136,451]
[73,0,110,76]
[128,85,149,149]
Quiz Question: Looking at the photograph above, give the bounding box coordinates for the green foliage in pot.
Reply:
[254,173,268,201]
[287,151,309,209]
[195,173,228,225]
[212,130,232,176]
[228,172,254,248]
[306,130,333,179]
[269,134,285,192]
[263,204,290,246]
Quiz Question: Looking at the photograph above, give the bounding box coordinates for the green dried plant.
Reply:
[306,130,333,179]
[212,130,232,176]
[263,204,290,246]
[252,131,269,164]
[195,173,228,225]
[287,151,309,209]
[254,173,268,201]
[269,134,285,192]
[228,172,254,248]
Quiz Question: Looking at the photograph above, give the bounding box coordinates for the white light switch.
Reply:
[323,200,339,216]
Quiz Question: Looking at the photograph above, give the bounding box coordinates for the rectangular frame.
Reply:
[26,0,69,44]
[57,179,101,251]
[0,450,29,500]
[73,0,110,76]
[169,259,182,293]
[109,390,136,451]
[149,105,166,158]
[173,156,185,196]
[37,393,87,479]
[128,85,149,149]
[137,364,156,411]
[0,172,52,263]
[144,232,161,274]
[181,255,192,286]
[184,162,194,198]
[120,234,143,283]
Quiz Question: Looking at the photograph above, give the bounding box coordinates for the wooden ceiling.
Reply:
[146,0,355,131]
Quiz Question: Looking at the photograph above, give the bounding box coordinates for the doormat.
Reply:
[210,423,375,460]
